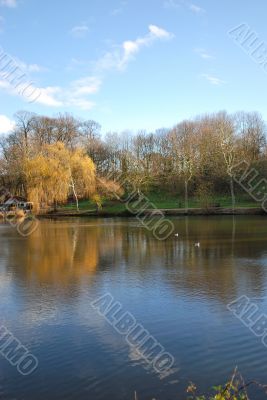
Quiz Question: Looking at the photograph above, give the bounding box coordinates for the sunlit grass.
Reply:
[60,193,259,215]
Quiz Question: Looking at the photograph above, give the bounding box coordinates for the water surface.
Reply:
[1,216,267,399]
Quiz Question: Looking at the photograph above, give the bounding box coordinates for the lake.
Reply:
[1,216,267,399]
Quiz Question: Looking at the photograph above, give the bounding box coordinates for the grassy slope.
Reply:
[60,193,259,215]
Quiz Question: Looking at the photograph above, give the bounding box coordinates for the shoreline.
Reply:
[37,207,267,218]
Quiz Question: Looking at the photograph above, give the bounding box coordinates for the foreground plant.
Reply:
[186,368,267,400]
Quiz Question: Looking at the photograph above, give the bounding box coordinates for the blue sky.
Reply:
[0,0,267,134]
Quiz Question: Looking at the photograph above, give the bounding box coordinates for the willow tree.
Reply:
[24,142,96,212]
[24,143,69,211]
[69,147,96,211]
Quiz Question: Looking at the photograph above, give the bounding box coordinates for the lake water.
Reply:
[1,216,267,399]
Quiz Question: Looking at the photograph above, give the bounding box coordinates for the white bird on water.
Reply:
[174,233,179,237]
[194,242,200,247]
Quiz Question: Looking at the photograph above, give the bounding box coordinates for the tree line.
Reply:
[0,110,266,210]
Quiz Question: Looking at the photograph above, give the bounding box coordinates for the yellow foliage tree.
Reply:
[24,142,96,212]
[69,147,96,211]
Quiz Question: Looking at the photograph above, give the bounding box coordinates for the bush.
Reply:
[186,368,267,400]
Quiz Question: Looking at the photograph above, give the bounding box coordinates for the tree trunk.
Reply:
[71,178,79,212]
[74,194,79,212]
[230,175,235,211]
[184,180,188,211]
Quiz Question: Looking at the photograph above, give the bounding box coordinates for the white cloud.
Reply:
[70,76,102,96]
[164,0,205,14]
[0,80,10,90]
[195,48,214,59]
[36,87,63,107]
[27,64,44,72]
[14,59,46,73]
[189,3,205,13]
[70,24,89,38]
[97,24,174,71]
[202,74,225,86]
[60,76,101,110]
[62,25,173,108]
[0,25,173,111]
[38,25,173,108]
[0,47,97,110]
[0,0,17,7]
[0,51,47,75]
[0,77,63,107]
[163,0,181,8]
[0,115,15,134]
[0,74,98,110]
[28,77,101,110]
[149,24,173,39]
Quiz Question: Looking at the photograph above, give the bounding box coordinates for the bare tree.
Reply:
[216,112,238,210]
[169,121,197,209]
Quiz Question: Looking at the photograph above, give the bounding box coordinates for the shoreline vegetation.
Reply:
[37,195,266,217]
[1,111,267,215]
[38,206,266,218]
[133,368,267,400]
[1,193,266,218]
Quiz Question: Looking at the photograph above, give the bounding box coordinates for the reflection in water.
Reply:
[9,222,99,284]
[1,216,267,400]
[1,216,267,300]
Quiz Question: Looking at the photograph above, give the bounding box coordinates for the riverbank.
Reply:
[36,194,267,218]
[38,206,266,218]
